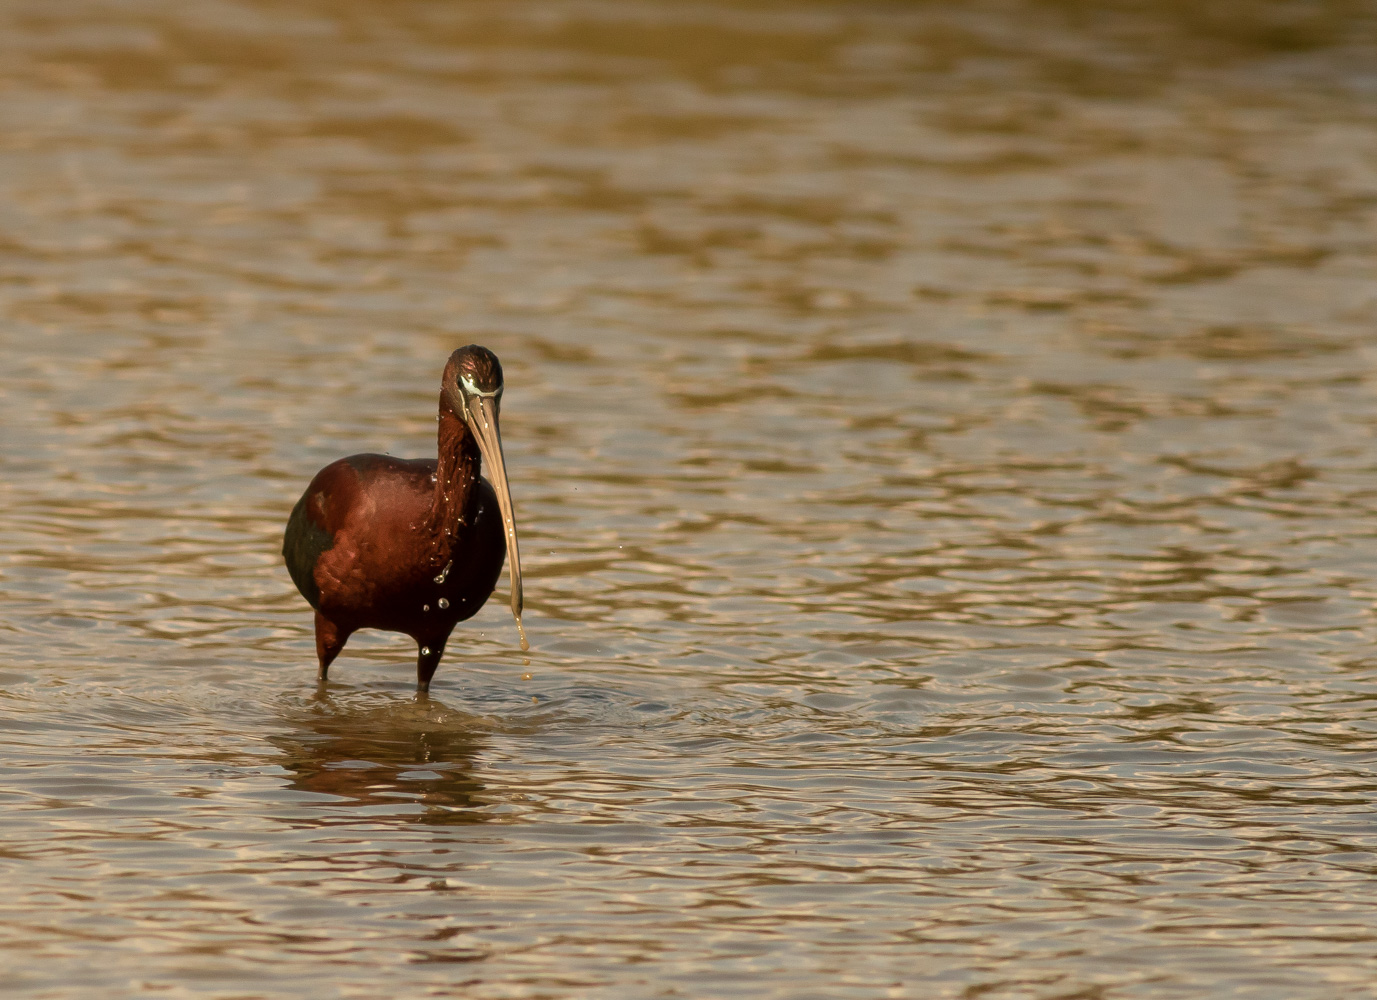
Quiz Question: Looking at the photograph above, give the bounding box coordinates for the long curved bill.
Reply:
[466,394,528,651]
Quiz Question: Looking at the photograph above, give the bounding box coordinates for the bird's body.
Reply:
[282,346,524,692]
[283,452,505,669]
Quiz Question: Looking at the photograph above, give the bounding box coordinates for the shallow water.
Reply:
[3,1,1377,996]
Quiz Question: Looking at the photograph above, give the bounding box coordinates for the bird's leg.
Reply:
[416,637,448,695]
[314,610,348,684]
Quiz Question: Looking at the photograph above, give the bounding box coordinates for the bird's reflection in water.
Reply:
[272,691,487,825]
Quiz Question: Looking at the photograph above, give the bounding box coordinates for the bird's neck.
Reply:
[425,398,480,555]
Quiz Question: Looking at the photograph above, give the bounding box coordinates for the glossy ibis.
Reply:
[282,345,527,692]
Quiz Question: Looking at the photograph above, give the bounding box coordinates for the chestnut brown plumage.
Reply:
[282,345,526,693]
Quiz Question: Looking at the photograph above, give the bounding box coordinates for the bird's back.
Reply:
[282,453,436,615]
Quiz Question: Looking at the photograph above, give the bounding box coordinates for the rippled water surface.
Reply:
[3,1,1377,996]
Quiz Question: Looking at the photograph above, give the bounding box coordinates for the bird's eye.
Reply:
[461,374,501,398]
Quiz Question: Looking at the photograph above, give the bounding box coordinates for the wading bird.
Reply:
[282,345,526,692]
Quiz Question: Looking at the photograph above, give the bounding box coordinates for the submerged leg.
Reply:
[416,636,448,695]
[314,610,349,683]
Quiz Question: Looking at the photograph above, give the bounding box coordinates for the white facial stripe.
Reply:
[460,375,501,398]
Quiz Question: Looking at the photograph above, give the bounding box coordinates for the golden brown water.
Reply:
[3,1,1377,996]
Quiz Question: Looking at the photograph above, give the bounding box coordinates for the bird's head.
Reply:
[442,345,524,643]
[444,345,504,416]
